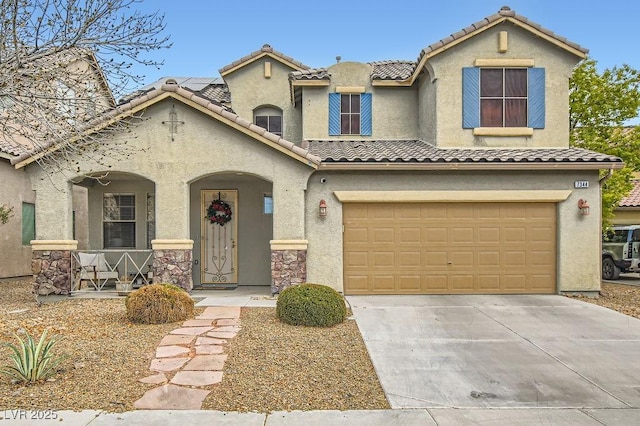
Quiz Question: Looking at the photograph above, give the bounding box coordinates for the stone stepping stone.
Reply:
[155,345,190,358]
[170,371,223,387]
[159,334,195,346]
[207,331,237,339]
[216,318,240,326]
[183,354,228,371]
[212,326,241,333]
[139,373,167,385]
[182,319,215,327]
[170,326,213,336]
[197,306,241,320]
[195,344,224,355]
[196,336,227,346]
[133,384,210,410]
[150,357,190,372]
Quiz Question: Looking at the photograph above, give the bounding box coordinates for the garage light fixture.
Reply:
[578,199,590,216]
[319,199,327,217]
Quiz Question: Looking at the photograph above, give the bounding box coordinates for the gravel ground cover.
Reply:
[0,278,388,413]
[566,282,640,319]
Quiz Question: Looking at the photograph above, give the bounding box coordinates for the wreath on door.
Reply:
[206,198,232,226]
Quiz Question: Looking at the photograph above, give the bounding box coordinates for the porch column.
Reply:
[32,240,77,295]
[31,178,76,295]
[151,239,193,291]
[270,240,307,294]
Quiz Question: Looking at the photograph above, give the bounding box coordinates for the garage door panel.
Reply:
[344,202,556,295]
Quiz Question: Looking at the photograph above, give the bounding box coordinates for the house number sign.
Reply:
[574,181,589,188]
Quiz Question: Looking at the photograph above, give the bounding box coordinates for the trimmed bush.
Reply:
[125,283,194,324]
[276,283,347,327]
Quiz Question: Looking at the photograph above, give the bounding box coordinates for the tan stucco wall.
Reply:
[418,68,438,144]
[611,209,640,226]
[29,98,313,247]
[426,22,579,148]
[190,175,272,286]
[223,58,302,143]
[305,170,602,294]
[0,160,35,277]
[301,62,419,140]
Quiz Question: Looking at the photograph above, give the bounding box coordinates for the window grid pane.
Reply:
[340,94,362,135]
[103,193,135,249]
[480,68,528,127]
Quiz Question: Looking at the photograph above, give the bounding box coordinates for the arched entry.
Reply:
[190,173,273,288]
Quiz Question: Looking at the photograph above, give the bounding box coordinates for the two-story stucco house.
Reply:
[13,6,621,296]
[0,48,113,279]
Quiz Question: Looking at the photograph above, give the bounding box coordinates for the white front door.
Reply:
[201,190,238,284]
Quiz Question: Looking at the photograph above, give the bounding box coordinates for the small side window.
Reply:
[263,194,273,215]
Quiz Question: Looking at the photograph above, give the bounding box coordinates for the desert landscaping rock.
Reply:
[183,354,228,371]
[170,371,224,386]
[155,345,190,358]
[170,326,214,335]
[159,334,196,346]
[138,373,168,385]
[195,344,225,355]
[150,357,190,372]
[197,306,241,320]
[196,336,227,345]
[133,384,210,410]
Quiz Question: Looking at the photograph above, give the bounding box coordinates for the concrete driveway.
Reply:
[347,294,640,410]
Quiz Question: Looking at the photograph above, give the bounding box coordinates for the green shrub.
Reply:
[0,329,66,383]
[276,283,347,327]
[125,283,194,324]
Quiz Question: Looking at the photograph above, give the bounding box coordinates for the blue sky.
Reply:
[131,0,640,88]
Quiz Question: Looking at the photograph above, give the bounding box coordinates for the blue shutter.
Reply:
[528,67,545,129]
[328,93,341,136]
[462,67,480,128]
[360,93,372,136]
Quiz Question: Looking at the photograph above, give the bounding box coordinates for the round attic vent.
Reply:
[165,78,178,85]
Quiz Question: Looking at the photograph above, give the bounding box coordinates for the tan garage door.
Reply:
[343,202,556,295]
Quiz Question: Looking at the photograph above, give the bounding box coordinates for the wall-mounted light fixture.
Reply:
[319,199,327,217]
[578,199,590,216]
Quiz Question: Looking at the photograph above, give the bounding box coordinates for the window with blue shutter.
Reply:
[328,92,372,136]
[462,66,545,129]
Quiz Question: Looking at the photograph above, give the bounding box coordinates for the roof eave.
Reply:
[220,52,308,78]
[318,161,622,171]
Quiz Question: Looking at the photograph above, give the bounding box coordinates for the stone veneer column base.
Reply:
[151,239,194,291]
[270,240,308,294]
[31,240,78,296]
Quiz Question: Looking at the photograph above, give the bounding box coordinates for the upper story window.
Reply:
[480,68,527,127]
[254,106,282,136]
[462,67,545,130]
[328,92,372,136]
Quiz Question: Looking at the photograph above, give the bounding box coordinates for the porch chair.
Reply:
[76,252,119,291]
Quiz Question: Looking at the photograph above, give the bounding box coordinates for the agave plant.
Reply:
[0,329,66,383]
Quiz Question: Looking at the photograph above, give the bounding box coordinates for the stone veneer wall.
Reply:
[153,249,193,291]
[271,249,307,294]
[32,250,72,295]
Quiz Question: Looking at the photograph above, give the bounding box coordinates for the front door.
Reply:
[201,190,238,284]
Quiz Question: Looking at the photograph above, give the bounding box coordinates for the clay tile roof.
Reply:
[0,140,23,156]
[417,6,588,64]
[118,77,230,105]
[289,68,331,81]
[219,44,310,75]
[370,60,416,80]
[13,81,321,167]
[307,140,621,166]
[619,179,640,207]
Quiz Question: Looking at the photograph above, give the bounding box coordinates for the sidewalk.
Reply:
[2,407,640,425]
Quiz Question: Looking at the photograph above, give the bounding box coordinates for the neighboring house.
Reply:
[0,48,114,279]
[613,176,640,225]
[14,6,622,296]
